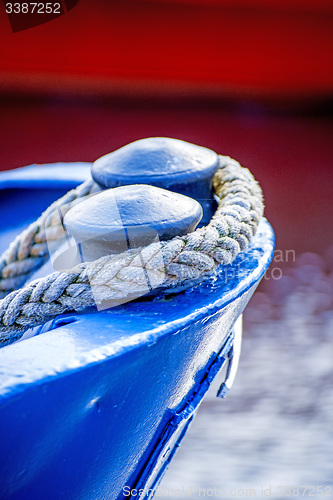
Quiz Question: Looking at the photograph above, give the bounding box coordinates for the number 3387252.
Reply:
[5,3,61,14]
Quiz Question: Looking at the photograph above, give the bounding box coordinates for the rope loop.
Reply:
[0,155,264,346]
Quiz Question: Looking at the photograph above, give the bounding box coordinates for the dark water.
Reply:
[157,251,333,499]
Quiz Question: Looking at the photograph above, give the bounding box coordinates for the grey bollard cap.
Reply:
[91,137,219,224]
[63,184,203,263]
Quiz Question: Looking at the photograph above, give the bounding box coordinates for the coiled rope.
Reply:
[0,156,264,347]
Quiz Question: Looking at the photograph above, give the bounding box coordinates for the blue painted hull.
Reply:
[0,164,274,499]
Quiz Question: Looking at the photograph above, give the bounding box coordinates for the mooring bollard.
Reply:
[64,184,203,262]
[0,138,274,500]
[92,137,219,224]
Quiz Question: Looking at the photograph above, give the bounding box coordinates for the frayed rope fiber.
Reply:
[0,156,264,347]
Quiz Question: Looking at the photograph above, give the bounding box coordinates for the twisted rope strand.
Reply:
[0,177,101,298]
[0,156,264,347]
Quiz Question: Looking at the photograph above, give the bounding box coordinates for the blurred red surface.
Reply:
[1,0,332,258]
[0,0,332,99]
